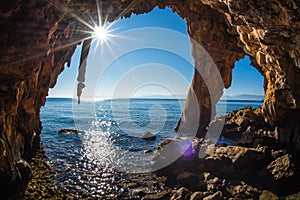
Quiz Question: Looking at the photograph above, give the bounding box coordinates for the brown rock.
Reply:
[170,187,192,200]
[259,190,279,200]
[176,172,199,190]
[203,191,222,200]
[267,154,295,180]
[142,190,170,200]
[190,192,205,200]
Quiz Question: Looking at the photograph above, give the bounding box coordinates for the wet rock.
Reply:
[157,138,177,150]
[57,129,85,134]
[142,189,170,200]
[64,167,71,173]
[132,187,149,197]
[24,148,74,199]
[141,131,156,140]
[144,149,153,153]
[267,154,295,180]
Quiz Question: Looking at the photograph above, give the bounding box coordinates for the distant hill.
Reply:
[137,93,265,101]
[133,94,187,99]
[221,94,264,101]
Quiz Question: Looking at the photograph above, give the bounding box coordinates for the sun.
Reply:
[93,25,108,42]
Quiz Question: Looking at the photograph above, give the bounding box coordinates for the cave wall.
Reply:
[0,0,299,192]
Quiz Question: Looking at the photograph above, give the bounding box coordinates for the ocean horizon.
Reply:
[46,96,264,102]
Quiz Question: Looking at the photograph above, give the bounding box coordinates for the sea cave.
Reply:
[1,0,300,199]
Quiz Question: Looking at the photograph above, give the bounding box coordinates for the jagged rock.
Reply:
[176,172,199,190]
[259,190,279,200]
[132,187,149,197]
[267,154,295,180]
[190,191,205,200]
[141,131,156,140]
[170,187,192,200]
[207,146,266,169]
[226,106,265,132]
[271,149,288,159]
[142,190,171,200]
[203,191,222,200]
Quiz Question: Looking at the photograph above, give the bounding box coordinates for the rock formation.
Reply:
[0,0,299,196]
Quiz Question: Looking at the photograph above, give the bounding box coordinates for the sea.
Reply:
[40,98,262,197]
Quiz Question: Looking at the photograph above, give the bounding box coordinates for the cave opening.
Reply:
[40,6,198,196]
[1,0,300,198]
[217,56,265,116]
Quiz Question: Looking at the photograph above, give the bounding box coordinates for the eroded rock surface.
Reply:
[155,108,300,198]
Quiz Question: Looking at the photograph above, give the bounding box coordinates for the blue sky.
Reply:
[49,7,264,99]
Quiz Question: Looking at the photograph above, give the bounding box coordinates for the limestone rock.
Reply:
[226,106,265,131]
[1,0,300,197]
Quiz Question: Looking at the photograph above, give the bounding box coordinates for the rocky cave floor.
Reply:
[24,106,300,200]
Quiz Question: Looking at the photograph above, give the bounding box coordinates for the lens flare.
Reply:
[93,25,108,42]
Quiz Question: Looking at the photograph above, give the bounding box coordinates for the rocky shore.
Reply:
[23,148,75,199]
[154,106,300,199]
[22,106,300,199]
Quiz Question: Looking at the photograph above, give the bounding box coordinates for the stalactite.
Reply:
[77,38,92,104]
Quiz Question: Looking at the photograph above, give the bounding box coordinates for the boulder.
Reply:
[226,106,265,132]
[259,190,279,200]
[141,131,156,140]
[57,129,85,134]
[267,154,295,180]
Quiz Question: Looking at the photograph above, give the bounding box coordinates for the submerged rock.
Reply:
[57,129,85,134]
[141,131,156,140]
[144,149,153,153]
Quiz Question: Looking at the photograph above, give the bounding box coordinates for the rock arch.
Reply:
[0,0,299,193]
